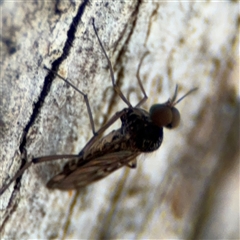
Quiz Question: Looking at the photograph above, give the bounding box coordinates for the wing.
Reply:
[46,151,139,190]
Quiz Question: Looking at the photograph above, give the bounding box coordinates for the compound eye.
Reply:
[149,104,172,127]
[166,107,180,129]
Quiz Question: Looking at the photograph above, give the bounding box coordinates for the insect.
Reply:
[0,18,197,194]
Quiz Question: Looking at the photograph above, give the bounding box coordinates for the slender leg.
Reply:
[92,18,132,108]
[0,161,32,195]
[135,52,149,108]
[44,66,97,136]
[0,149,31,195]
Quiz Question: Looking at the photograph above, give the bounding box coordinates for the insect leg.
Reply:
[0,153,84,195]
[44,66,97,136]
[92,18,132,108]
[32,154,81,163]
[0,162,32,195]
[135,52,149,108]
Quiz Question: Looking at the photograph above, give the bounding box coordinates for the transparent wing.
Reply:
[47,151,139,190]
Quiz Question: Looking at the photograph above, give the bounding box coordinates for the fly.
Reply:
[0,18,197,194]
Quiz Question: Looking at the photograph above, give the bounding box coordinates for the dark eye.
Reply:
[149,104,172,127]
[149,104,181,129]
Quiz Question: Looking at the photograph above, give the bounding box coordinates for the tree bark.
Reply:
[0,1,239,239]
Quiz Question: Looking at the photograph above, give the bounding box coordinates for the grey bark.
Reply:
[0,1,239,239]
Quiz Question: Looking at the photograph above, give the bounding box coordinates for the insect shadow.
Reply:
[0,18,197,194]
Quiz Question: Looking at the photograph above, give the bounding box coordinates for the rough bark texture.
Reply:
[0,1,239,239]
